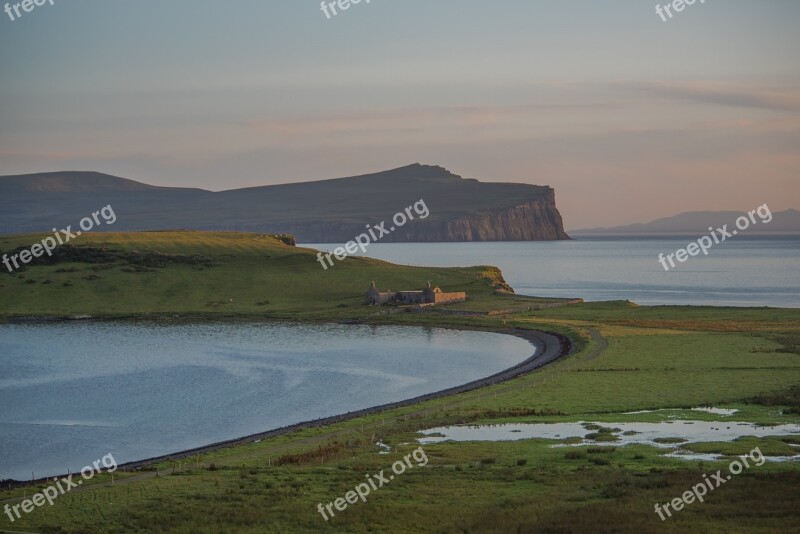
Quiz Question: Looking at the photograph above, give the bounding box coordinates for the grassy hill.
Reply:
[0,230,511,320]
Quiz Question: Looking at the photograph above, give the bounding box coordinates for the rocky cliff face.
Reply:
[395,193,569,242]
[282,189,569,242]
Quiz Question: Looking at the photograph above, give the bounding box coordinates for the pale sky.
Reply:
[1,0,798,229]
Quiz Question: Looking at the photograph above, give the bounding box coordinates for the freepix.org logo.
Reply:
[4,0,56,22]
[655,0,707,22]
[320,0,371,20]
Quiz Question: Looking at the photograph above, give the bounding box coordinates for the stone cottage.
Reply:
[365,281,466,306]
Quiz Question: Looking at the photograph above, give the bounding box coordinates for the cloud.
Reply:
[629,81,800,112]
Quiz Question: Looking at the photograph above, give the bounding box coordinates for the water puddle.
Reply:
[418,420,800,461]
[663,450,800,463]
[691,407,739,416]
[622,406,739,417]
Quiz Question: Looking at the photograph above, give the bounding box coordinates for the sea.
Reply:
[304,237,800,308]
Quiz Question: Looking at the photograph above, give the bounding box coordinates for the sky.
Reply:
[1,0,798,230]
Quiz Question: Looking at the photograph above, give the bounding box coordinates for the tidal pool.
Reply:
[418,420,800,461]
[0,321,533,480]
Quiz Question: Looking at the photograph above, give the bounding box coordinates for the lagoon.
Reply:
[0,322,532,480]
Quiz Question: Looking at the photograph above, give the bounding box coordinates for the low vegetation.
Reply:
[0,231,798,532]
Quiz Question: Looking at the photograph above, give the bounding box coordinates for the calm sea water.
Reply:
[0,322,532,480]
[305,238,800,307]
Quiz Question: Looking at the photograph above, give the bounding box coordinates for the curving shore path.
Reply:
[3,326,570,487]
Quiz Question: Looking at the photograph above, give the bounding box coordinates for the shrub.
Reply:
[587,447,616,454]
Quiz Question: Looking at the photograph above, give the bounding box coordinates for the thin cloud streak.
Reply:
[628,81,800,112]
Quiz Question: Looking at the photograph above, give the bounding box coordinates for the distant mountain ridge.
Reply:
[0,164,570,242]
[0,171,203,193]
[571,209,800,236]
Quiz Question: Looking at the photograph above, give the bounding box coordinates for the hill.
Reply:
[0,231,513,320]
[0,164,569,242]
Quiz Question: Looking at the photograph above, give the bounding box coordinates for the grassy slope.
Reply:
[0,231,511,319]
[1,232,798,533]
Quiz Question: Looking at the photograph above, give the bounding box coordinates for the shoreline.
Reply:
[117,326,570,472]
[2,324,570,485]
[116,326,570,473]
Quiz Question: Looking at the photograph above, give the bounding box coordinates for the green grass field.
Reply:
[1,231,798,533]
[0,231,517,320]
